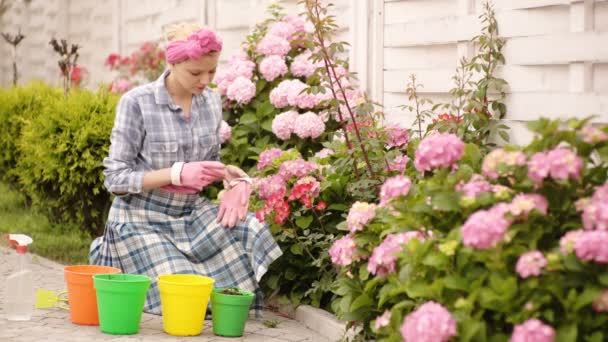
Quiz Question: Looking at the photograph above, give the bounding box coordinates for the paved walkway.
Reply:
[0,247,330,342]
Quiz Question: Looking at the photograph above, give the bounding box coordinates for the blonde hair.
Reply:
[164,22,202,42]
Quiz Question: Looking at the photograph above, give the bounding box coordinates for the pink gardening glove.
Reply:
[180,161,225,190]
[216,181,252,228]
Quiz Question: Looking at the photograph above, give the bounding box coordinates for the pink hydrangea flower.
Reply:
[291,52,319,78]
[329,235,357,266]
[559,229,584,254]
[368,231,424,277]
[582,183,608,230]
[257,148,283,171]
[267,21,297,41]
[510,319,555,342]
[593,289,608,312]
[482,149,526,179]
[287,80,322,109]
[278,159,318,179]
[379,175,412,206]
[461,203,512,249]
[314,148,334,159]
[256,34,291,56]
[259,55,288,82]
[219,120,232,144]
[272,110,299,140]
[347,202,377,233]
[574,230,608,263]
[294,112,325,139]
[258,174,287,200]
[231,58,256,79]
[386,155,409,173]
[456,174,492,198]
[400,302,457,342]
[374,310,391,330]
[579,125,608,144]
[509,193,549,218]
[226,76,256,104]
[282,14,306,33]
[385,124,410,148]
[269,80,295,108]
[528,147,583,183]
[110,79,133,93]
[516,250,547,278]
[228,48,249,63]
[414,133,465,172]
[546,148,583,181]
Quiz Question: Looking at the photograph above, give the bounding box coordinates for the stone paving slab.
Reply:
[0,247,330,342]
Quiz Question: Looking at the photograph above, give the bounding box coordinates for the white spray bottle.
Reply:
[5,234,35,321]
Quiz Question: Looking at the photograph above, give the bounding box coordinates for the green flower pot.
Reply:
[93,274,151,335]
[211,288,255,337]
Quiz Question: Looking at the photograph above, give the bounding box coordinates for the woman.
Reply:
[90,23,282,316]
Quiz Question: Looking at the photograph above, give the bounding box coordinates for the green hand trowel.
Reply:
[36,289,69,310]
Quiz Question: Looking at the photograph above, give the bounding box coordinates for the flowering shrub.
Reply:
[105,41,166,93]
[329,118,608,341]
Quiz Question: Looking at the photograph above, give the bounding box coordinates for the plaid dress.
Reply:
[90,71,282,316]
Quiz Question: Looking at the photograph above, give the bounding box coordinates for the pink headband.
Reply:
[166,28,223,64]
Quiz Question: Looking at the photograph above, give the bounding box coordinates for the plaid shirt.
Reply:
[103,70,222,195]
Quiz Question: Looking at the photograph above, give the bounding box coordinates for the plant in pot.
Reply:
[211,287,256,337]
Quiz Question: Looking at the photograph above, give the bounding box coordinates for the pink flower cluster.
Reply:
[347,202,377,233]
[257,147,283,171]
[414,133,465,172]
[278,158,319,180]
[559,229,584,254]
[386,155,409,173]
[510,319,555,342]
[579,125,608,144]
[294,112,326,139]
[508,193,549,218]
[368,231,424,277]
[573,230,608,263]
[461,203,511,249]
[385,124,410,148]
[272,110,299,140]
[374,310,391,330]
[456,174,492,198]
[482,149,526,179]
[256,34,291,56]
[527,147,583,183]
[291,51,320,78]
[226,76,256,104]
[593,289,608,312]
[288,176,321,208]
[582,183,608,230]
[110,79,134,94]
[214,50,256,96]
[379,175,412,206]
[269,79,326,109]
[219,120,232,144]
[329,235,357,266]
[400,302,457,342]
[314,148,334,159]
[515,250,547,279]
[259,55,288,81]
[258,174,287,200]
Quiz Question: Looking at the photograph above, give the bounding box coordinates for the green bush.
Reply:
[16,88,118,235]
[0,82,62,186]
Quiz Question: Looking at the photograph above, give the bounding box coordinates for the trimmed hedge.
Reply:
[0,83,119,235]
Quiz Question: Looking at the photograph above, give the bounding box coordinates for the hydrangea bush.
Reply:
[330,118,608,341]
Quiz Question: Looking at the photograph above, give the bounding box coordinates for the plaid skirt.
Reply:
[89,189,282,316]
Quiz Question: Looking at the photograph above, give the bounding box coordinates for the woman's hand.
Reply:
[177,161,225,191]
[216,181,252,228]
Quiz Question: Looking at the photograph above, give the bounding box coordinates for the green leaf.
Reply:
[432,192,460,212]
[350,293,373,311]
[290,244,304,256]
[405,281,434,298]
[444,275,469,291]
[240,113,258,125]
[328,203,349,211]
[574,287,600,310]
[256,100,275,118]
[556,323,577,342]
[460,318,485,342]
[295,215,313,229]
[599,273,608,286]
[463,143,481,167]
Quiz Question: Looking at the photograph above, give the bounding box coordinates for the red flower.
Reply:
[105,54,120,69]
[315,201,327,211]
[432,113,463,124]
